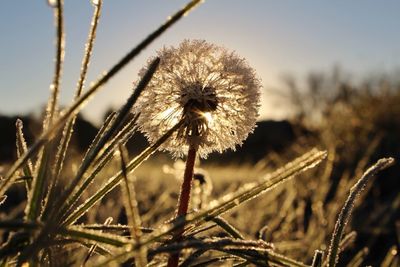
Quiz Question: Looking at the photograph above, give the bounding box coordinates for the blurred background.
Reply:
[1,0,400,123]
[0,1,399,266]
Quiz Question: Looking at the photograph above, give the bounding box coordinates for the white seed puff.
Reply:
[134,39,261,158]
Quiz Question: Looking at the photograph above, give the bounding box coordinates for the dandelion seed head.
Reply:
[135,39,261,158]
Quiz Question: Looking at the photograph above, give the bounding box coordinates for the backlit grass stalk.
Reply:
[17,66,154,263]
[82,217,113,266]
[98,238,271,267]
[119,146,147,267]
[59,226,131,247]
[16,53,159,266]
[58,116,138,221]
[44,0,64,129]
[311,250,323,267]
[24,0,64,223]
[326,157,395,267]
[184,256,237,267]
[347,247,369,267]
[63,120,184,225]
[15,119,33,190]
[51,58,160,223]
[92,114,139,168]
[43,113,116,221]
[47,0,103,211]
[25,147,51,221]
[82,111,117,161]
[211,216,244,239]
[0,0,203,199]
[97,149,326,265]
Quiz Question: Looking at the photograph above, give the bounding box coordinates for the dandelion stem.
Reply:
[167,145,197,267]
[177,146,197,217]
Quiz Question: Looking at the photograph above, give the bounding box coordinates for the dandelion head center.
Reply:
[180,82,218,114]
[177,82,219,141]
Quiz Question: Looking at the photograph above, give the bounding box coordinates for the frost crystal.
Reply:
[134,40,261,158]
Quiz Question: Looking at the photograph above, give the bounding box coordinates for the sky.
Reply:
[1,0,400,125]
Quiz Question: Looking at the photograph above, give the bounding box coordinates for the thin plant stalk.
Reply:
[63,120,184,225]
[326,157,394,267]
[167,145,197,267]
[0,0,203,199]
[20,59,160,263]
[51,57,160,223]
[15,119,33,190]
[47,0,103,210]
[44,0,64,129]
[119,146,147,267]
[100,149,326,265]
[24,0,64,222]
[58,116,138,221]
[82,217,113,266]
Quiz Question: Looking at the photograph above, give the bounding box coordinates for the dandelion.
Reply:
[134,39,261,267]
[135,39,261,158]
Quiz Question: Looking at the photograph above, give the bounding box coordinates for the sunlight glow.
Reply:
[202,112,214,126]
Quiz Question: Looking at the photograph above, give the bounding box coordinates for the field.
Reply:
[0,1,399,266]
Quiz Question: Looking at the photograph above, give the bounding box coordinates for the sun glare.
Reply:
[202,111,214,126]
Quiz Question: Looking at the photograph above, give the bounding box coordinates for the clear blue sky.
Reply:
[1,0,400,124]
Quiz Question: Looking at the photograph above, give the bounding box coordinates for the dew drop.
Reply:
[222,193,232,202]
[0,195,7,205]
[209,200,218,208]
[47,0,57,7]
[391,248,398,256]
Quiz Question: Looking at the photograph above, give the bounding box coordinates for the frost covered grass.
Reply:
[0,0,398,266]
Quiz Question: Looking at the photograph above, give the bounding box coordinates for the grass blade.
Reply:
[187,149,327,227]
[25,145,52,221]
[179,249,208,267]
[63,120,183,225]
[47,0,103,211]
[82,217,112,266]
[311,250,323,267]
[53,59,158,223]
[98,149,327,262]
[0,220,40,231]
[381,245,398,267]
[82,224,153,234]
[262,250,309,267]
[52,58,160,222]
[43,0,65,129]
[24,0,64,222]
[59,116,138,221]
[82,111,117,165]
[15,119,33,190]
[92,114,138,168]
[119,146,147,267]
[97,238,270,267]
[60,226,131,247]
[0,0,203,199]
[347,247,368,267]
[190,256,238,267]
[326,157,395,267]
[211,217,244,240]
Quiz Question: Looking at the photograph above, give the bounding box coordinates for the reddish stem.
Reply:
[167,146,197,267]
